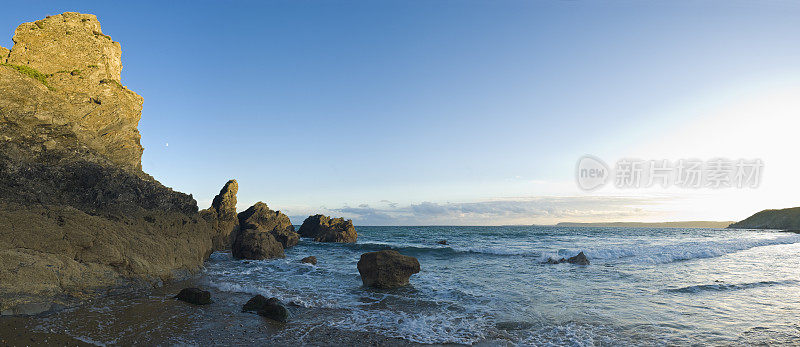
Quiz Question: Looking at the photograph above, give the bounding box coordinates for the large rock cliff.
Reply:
[4,12,142,171]
[0,13,213,315]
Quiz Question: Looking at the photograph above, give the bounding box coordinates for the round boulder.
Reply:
[357,250,421,288]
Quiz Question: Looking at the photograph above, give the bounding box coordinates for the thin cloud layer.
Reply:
[289,196,660,226]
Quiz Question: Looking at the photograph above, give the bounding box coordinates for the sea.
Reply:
[18,226,800,346]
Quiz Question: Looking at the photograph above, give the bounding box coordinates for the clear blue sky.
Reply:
[2,1,799,225]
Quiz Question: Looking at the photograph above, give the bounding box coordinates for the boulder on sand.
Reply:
[357,250,421,288]
[242,295,288,322]
[298,214,357,243]
[175,288,212,305]
[301,256,317,265]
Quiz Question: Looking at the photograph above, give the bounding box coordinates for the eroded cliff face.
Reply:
[0,13,212,315]
[4,12,142,171]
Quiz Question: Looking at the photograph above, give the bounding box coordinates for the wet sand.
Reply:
[0,278,463,346]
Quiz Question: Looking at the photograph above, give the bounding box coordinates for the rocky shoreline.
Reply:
[0,12,427,321]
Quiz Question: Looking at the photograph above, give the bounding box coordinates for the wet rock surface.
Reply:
[545,251,590,265]
[242,294,288,323]
[175,288,212,305]
[357,250,421,288]
[301,256,318,265]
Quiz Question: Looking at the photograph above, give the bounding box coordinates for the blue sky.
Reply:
[2,1,799,225]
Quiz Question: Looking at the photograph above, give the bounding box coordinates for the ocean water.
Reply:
[200,226,800,345]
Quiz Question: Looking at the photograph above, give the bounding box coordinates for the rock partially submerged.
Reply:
[298,214,358,243]
[545,251,590,265]
[175,288,212,305]
[200,180,240,251]
[231,202,296,260]
[232,226,286,260]
[437,240,448,245]
[301,256,318,265]
[242,295,288,323]
[357,250,421,288]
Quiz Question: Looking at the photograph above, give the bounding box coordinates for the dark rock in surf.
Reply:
[298,214,357,243]
[242,295,288,322]
[242,294,270,312]
[357,250,420,288]
[437,240,448,245]
[545,257,564,264]
[544,251,590,265]
[301,256,317,265]
[175,288,212,305]
[566,251,590,265]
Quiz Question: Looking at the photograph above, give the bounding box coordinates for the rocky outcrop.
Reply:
[175,288,212,305]
[231,226,285,260]
[200,180,240,251]
[231,202,297,260]
[0,13,213,315]
[729,207,800,230]
[357,250,421,288]
[301,256,317,265]
[238,202,298,248]
[298,214,357,243]
[0,46,8,62]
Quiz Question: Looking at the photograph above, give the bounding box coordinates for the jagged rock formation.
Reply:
[232,202,297,259]
[200,180,240,251]
[357,250,420,288]
[729,207,800,230]
[0,13,213,315]
[298,214,358,243]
